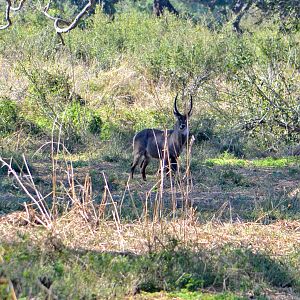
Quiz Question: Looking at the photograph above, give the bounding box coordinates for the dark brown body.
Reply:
[130,95,192,181]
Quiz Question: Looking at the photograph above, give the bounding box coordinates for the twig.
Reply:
[42,0,96,44]
[0,0,26,30]
[0,156,52,229]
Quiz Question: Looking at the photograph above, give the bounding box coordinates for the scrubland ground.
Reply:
[1,140,299,299]
[0,6,300,300]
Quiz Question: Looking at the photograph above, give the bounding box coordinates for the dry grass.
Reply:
[1,211,299,257]
[1,134,300,257]
[1,142,300,299]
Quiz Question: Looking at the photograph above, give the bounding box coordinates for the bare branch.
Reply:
[43,0,95,35]
[10,0,25,11]
[0,0,12,30]
[0,155,53,229]
[0,0,25,30]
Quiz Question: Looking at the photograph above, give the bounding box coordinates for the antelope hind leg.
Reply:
[131,154,143,179]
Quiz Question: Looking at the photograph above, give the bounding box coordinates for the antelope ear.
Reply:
[173,93,182,117]
[187,95,193,117]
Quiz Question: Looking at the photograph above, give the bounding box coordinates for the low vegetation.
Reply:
[0,1,300,299]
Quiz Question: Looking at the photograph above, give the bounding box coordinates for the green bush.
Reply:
[1,237,299,299]
[88,113,103,135]
[20,68,103,144]
[94,105,171,140]
[70,10,218,83]
[0,98,18,136]
[0,8,299,153]
[22,68,71,131]
[62,102,103,139]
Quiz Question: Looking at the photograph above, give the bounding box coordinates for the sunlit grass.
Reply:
[252,156,300,168]
[205,152,300,168]
[138,290,246,300]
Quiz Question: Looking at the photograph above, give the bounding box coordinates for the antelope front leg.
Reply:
[170,157,178,172]
[141,156,150,181]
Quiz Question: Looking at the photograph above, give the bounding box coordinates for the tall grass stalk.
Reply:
[0,126,197,248]
[0,156,53,229]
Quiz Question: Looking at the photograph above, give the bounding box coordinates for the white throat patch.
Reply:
[183,127,189,136]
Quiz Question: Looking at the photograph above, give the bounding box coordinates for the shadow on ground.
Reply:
[1,235,299,299]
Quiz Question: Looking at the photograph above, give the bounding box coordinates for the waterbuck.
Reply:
[130,95,192,181]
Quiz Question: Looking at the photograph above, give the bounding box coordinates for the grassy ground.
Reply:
[0,7,299,298]
[0,139,300,299]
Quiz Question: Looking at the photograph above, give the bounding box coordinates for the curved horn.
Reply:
[173,93,182,117]
[188,95,193,116]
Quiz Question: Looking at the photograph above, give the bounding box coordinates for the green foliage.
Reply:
[1,5,300,299]
[0,98,18,136]
[169,290,246,300]
[96,105,170,140]
[138,240,215,292]
[71,10,217,82]
[88,112,103,134]
[62,102,103,141]
[22,68,71,131]
[218,169,248,187]
[194,117,216,142]
[223,247,296,289]
[1,239,299,299]
[206,153,300,168]
[249,195,300,224]
[222,34,255,74]
[0,8,55,59]
[19,68,103,144]
[206,152,247,167]
[0,6,298,152]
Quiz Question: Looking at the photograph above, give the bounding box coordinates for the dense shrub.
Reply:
[0,8,299,153]
[1,238,298,298]
[0,98,18,136]
[20,68,104,144]
[95,105,171,140]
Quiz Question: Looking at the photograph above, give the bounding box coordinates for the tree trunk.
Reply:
[153,0,178,17]
[232,0,253,34]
